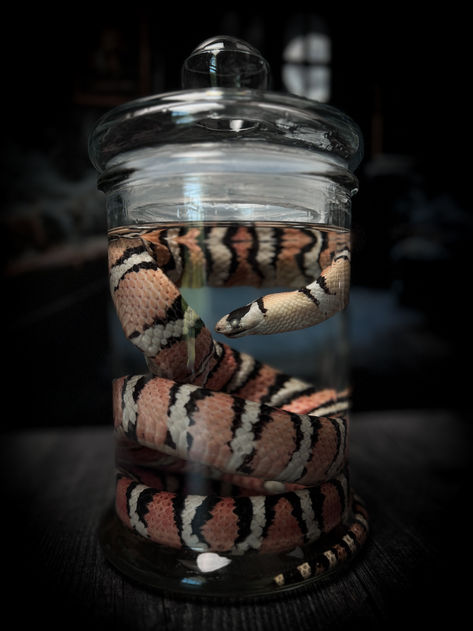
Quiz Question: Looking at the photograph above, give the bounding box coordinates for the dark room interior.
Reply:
[1,6,471,630]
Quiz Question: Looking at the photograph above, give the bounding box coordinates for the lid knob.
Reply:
[181,36,270,89]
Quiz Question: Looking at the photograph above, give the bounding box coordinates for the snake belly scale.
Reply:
[108,223,369,587]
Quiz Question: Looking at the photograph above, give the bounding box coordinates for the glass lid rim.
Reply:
[88,87,363,174]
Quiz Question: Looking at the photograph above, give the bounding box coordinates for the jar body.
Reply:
[92,88,368,598]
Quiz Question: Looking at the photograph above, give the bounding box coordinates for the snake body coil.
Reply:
[108,224,368,587]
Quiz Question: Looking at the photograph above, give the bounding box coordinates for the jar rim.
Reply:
[88,87,363,174]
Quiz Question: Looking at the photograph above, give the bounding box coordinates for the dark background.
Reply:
[2,6,470,430]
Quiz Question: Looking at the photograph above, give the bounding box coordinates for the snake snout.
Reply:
[215,314,245,338]
[215,301,265,338]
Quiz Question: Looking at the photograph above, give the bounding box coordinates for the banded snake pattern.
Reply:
[108,224,369,588]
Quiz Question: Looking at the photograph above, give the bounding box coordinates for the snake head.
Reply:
[215,299,266,338]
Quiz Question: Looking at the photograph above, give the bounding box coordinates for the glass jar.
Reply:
[89,36,369,598]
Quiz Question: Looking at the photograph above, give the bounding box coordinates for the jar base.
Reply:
[98,495,369,600]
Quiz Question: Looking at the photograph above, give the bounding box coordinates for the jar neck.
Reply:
[100,142,357,231]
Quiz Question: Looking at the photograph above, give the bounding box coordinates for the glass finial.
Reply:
[181,36,270,89]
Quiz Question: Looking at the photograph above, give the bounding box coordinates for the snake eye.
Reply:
[230,318,241,329]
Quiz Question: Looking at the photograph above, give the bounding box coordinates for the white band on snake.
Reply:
[108,224,369,587]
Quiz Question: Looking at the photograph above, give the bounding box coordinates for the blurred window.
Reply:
[282,28,331,102]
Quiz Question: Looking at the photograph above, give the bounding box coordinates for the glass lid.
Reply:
[88,36,363,174]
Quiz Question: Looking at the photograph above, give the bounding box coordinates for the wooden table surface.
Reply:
[2,409,471,630]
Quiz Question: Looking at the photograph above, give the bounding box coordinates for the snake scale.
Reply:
[109,224,369,587]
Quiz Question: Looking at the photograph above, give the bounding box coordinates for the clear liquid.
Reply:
[109,221,350,385]
[104,221,356,596]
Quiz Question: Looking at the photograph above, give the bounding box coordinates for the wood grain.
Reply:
[1,410,471,630]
